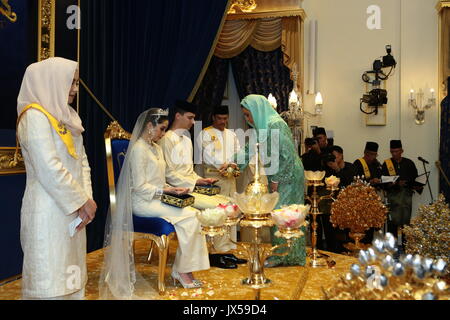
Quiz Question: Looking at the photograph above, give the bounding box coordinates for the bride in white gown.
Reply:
[100,108,209,299]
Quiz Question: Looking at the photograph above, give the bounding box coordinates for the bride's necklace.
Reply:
[145,138,160,160]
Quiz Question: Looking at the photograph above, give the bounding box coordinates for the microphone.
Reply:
[418,157,429,164]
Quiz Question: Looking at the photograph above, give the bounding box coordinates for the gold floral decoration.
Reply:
[403,194,450,275]
[330,180,388,233]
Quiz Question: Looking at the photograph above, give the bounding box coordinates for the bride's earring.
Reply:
[147,129,154,144]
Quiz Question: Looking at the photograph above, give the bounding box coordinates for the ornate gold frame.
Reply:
[104,121,175,295]
[0,147,25,175]
[37,0,55,61]
[226,8,306,21]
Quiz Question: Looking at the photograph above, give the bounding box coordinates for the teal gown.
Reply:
[233,95,306,266]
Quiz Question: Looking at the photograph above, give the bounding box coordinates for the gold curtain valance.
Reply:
[214,14,303,92]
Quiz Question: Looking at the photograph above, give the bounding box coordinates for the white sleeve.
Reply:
[129,144,160,200]
[80,145,93,199]
[18,110,89,216]
[199,130,222,169]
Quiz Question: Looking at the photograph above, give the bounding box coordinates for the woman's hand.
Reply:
[196,178,218,186]
[164,187,189,195]
[76,199,97,231]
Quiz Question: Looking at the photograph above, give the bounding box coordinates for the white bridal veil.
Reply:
[99,108,169,300]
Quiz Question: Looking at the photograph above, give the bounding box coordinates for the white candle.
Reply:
[430,88,435,99]
[410,89,415,100]
[315,92,323,105]
[268,93,277,109]
[289,90,298,105]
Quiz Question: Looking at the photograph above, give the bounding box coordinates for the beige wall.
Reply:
[302,0,439,216]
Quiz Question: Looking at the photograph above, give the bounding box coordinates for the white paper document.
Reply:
[69,217,83,238]
[415,174,427,185]
[381,175,399,184]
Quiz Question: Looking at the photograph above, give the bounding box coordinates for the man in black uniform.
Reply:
[325,146,356,187]
[313,127,333,154]
[321,147,356,253]
[382,140,419,248]
[353,142,382,244]
[302,138,323,171]
[353,142,382,186]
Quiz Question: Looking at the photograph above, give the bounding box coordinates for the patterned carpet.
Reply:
[0,238,357,300]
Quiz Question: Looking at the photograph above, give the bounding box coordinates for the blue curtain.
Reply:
[193,46,293,128]
[440,77,450,201]
[231,46,293,113]
[192,56,230,127]
[78,0,228,252]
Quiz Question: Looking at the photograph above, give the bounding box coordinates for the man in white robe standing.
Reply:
[159,100,246,269]
[195,105,242,253]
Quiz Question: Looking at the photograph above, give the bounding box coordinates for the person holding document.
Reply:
[382,140,419,248]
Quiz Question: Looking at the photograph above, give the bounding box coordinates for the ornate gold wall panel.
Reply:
[38,0,55,61]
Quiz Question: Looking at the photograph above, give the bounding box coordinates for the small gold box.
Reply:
[161,193,195,208]
[194,185,221,196]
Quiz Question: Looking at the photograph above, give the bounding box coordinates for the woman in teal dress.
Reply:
[233,94,306,266]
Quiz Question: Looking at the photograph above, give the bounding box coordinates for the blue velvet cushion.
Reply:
[110,139,175,236]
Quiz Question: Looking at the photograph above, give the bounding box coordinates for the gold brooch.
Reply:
[58,122,68,135]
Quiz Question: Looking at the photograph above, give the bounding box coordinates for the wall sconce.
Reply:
[268,93,278,110]
[409,88,436,125]
[315,92,323,115]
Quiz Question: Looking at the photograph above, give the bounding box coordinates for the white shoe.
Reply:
[171,270,202,289]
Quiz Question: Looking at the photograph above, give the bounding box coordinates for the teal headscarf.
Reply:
[241,94,281,142]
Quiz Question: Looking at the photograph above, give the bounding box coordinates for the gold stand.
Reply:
[305,180,338,268]
[343,232,370,255]
[203,217,300,300]
[199,143,305,300]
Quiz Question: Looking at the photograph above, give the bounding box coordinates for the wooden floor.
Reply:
[0,239,357,300]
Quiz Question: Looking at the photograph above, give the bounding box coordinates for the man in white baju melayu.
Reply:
[195,105,241,252]
[16,58,97,300]
[159,100,246,269]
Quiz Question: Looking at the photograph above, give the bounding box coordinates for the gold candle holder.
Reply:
[197,143,305,300]
[305,172,339,268]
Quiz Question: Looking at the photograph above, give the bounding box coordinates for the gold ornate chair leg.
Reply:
[147,241,155,262]
[154,234,174,295]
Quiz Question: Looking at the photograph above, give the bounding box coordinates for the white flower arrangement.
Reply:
[197,207,227,227]
[217,203,241,219]
[271,204,310,229]
[325,175,341,188]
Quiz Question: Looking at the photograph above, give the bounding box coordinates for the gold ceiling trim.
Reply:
[227,9,306,21]
[38,0,55,61]
[437,1,450,12]
[228,0,257,14]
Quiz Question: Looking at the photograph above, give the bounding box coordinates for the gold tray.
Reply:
[161,193,195,208]
[194,185,221,196]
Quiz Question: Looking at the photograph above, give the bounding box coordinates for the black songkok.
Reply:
[174,100,198,115]
[390,140,402,149]
[365,142,379,153]
[313,127,327,137]
[212,105,229,115]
